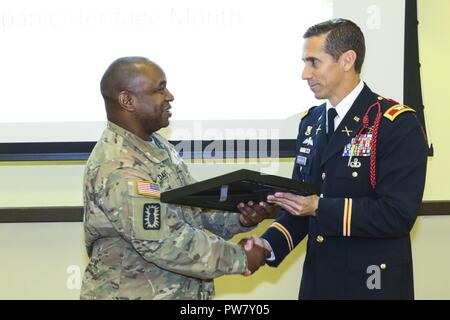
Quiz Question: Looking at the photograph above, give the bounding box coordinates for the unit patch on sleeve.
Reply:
[143,203,161,230]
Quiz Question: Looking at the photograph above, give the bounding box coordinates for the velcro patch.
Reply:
[383,104,415,122]
[143,203,161,230]
[136,180,161,198]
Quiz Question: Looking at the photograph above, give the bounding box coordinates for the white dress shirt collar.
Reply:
[326,80,364,132]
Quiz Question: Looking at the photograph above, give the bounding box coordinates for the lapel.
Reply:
[320,84,377,167]
[314,106,328,161]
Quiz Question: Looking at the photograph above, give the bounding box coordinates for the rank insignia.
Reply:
[143,203,161,230]
[305,126,313,136]
[136,180,161,197]
[342,134,372,157]
[384,104,416,121]
[302,137,314,146]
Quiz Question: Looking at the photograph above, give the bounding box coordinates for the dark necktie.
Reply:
[327,108,338,142]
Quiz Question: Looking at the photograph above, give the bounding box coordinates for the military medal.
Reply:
[342,134,372,157]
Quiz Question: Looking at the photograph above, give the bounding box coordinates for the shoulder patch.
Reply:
[143,203,161,230]
[136,180,161,197]
[383,104,416,122]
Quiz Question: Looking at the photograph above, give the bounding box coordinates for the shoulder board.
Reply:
[300,110,309,120]
[300,105,320,120]
[383,104,416,122]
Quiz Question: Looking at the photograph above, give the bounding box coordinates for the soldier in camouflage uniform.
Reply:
[80,57,270,300]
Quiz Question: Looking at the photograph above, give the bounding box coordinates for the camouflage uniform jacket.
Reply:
[80,121,249,300]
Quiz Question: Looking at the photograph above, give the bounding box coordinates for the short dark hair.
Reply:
[303,18,366,73]
[100,56,154,104]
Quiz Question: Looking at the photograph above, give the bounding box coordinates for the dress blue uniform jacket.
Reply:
[261,84,428,300]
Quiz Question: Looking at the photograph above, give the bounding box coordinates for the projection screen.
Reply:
[0,0,413,160]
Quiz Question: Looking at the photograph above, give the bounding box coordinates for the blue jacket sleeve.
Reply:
[260,117,311,266]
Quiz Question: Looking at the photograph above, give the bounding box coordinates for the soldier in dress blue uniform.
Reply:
[243,19,428,299]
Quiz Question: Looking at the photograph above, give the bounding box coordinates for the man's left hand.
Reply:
[267,193,319,217]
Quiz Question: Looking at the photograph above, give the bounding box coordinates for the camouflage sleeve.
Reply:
[99,167,247,280]
[179,162,255,239]
[200,210,255,240]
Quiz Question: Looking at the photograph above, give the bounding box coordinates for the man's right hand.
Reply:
[238,236,270,276]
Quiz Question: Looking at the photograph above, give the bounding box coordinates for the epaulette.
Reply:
[383,104,416,122]
[300,106,318,120]
[300,110,309,120]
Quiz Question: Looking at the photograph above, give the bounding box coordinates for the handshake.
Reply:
[236,201,274,276]
[238,236,271,276]
[235,192,319,276]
